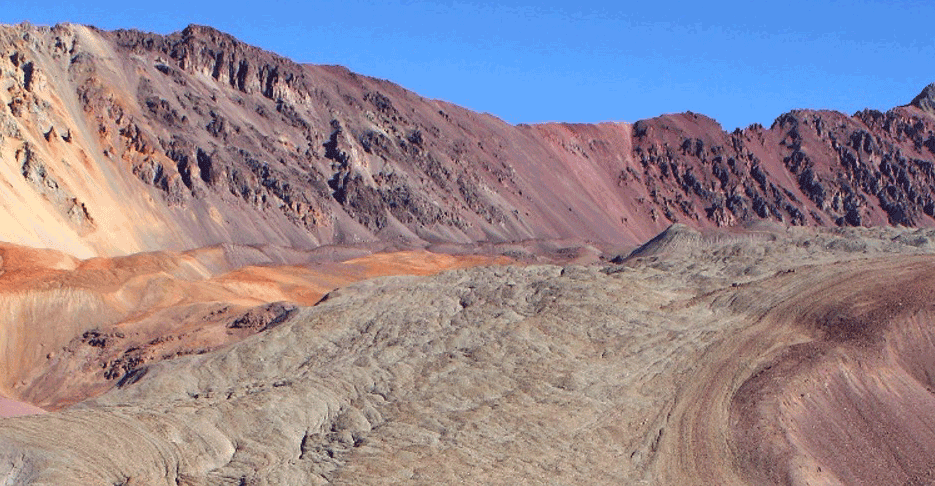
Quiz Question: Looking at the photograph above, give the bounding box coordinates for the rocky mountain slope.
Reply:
[6,21,935,485]
[3,23,935,259]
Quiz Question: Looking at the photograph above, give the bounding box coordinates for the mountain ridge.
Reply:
[5,22,935,485]
[2,22,935,260]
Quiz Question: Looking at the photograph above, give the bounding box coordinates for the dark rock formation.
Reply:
[910,82,935,115]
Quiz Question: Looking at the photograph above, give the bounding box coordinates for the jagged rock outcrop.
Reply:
[4,23,935,259]
[623,107,935,229]
[911,82,935,115]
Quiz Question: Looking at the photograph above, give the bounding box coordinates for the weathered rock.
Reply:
[910,82,935,115]
[5,226,935,484]
[4,23,935,259]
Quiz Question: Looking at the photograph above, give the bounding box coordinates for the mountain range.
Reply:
[3,22,935,485]
[3,23,935,259]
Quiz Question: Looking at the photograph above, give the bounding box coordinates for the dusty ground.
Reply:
[0,398,43,419]
[0,242,510,411]
[4,225,935,484]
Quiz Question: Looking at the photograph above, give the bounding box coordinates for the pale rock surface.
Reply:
[4,226,935,484]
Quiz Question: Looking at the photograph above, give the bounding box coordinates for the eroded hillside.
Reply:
[0,241,512,411]
[4,226,935,484]
[3,23,935,259]
[5,21,935,486]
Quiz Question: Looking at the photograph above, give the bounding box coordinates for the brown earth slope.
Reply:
[0,241,509,412]
[3,23,935,258]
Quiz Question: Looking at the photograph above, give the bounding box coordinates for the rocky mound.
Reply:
[622,222,704,259]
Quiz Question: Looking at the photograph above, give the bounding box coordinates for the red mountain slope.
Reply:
[2,23,935,258]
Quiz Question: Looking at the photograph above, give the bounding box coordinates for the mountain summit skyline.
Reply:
[4,20,935,485]
[1,23,935,259]
[3,0,933,131]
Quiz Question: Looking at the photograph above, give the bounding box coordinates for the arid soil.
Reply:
[0,241,511,411]
[0,397,43,419]
[2,225,935,484]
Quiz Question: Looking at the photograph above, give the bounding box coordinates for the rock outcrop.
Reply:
[3,23,935,259]
[911,82,935,115]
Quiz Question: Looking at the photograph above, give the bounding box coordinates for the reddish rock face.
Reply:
[2,23,935,258]
[626,105,935,230]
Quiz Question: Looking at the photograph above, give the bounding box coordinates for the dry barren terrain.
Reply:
[4,20,935,485]
[5,225,935,484]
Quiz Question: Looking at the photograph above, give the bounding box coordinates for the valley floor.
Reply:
[4,225,935,484]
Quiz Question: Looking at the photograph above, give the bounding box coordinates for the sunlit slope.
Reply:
[5,226,935,483]
[5,23,935,260]
[0,241,506,410]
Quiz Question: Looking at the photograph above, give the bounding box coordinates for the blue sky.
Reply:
[4,0,933,130]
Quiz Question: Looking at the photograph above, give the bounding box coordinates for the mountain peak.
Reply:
[178,23,240,45]
[910,82,935,114]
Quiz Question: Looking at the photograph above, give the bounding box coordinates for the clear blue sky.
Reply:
[4,0,933,130]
